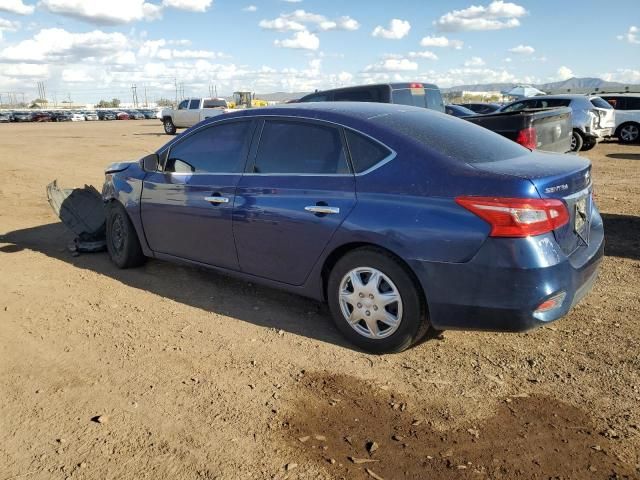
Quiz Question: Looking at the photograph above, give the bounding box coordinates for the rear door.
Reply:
[233,118,356,285]
[141,119,255,269]
[185,98,202,126]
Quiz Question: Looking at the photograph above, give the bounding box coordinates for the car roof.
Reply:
[200,101,442,125]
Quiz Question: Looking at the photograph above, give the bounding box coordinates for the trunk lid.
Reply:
[472,152,592,254]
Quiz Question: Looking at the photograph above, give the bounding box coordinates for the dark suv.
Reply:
[298,82,445,113]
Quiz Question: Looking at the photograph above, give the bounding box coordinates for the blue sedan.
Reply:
[103,102,604,353]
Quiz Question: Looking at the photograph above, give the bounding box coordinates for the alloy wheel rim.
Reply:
[621,125,639,142]
[571,134,578,150]
[338,267,403,339]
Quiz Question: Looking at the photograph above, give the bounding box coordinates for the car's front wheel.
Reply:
[106,202,146,269]
[163,117,177,135]
[618,122,640,144]
[327,247,429,354]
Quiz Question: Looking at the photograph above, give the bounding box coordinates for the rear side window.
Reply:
[391,88,445,112]
[374,110,528,163]
[189,99,200,110]
[626,96,640,110]
[165,121,252,173]
[501,101,530,112]
[345,130,392,173]
[590,97,613,109]
[539,99,571,108]
[253,121,349,174]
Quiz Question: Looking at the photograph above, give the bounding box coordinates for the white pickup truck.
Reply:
[161,97,228,135]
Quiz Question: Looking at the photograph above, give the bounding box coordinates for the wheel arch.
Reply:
[320,242,427,310]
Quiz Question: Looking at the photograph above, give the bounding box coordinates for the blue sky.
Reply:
[0,0,638,103]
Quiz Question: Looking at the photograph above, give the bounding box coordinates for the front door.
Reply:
[141,119,254,269]
[233,118,356,285]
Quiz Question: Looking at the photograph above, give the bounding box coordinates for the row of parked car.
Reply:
[0,108,160,123]
[294,83,639,152]
[447,94,640,149]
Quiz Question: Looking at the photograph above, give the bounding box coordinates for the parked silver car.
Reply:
[499,95,615,152]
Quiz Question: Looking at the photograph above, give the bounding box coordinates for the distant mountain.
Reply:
[442,77,633,93]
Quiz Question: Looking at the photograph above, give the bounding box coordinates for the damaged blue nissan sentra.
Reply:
[101,102,604,353]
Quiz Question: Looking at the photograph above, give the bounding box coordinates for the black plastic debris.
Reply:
[46,180,107,253]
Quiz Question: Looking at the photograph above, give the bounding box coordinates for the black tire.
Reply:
[327,247,429,354]
[581,139,597,151]
[163,117,177,135]
[106,202,146,269]
[617,122,640,144]
[571,130,584,152]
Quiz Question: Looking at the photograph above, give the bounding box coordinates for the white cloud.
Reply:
[407,50,438,60]
[242,5,256,12]
[602,68,640,83]
[419,35,463,49]
[62,67,95,82]
[556,66,574,81]
[464,56,485,66]
[435,0,527,31]
[282,0,302,2]
[41,0,162,25]
[261,10,359,32]
[259,17,305,32]
[371,18,411,39]
[1,62,48,77]
[0,28,129,62]
[0,0,34,15]
[274,30,319,50]
[617,25,639,44]
[162,0,212,12]
[365,57,418,72]
[508,44,534,55]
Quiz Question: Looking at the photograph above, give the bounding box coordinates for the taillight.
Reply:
[516,127,537,150]
[455,196,570,237]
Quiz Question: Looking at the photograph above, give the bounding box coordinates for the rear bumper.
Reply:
[409,209,605,332]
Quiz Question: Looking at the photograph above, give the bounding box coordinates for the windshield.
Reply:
[590,97,613,109]
[391,87,445,113]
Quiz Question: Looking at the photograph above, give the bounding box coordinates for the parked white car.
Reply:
[70,113,86,122]
[600,94,640,144]
[160,97,229,135]
[84,112,99,121]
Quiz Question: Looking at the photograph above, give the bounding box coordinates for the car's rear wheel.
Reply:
[163,118,177,135]
[618,122,640,144]
[327,247,429,354]
[106,202,146,269]
[571,130,584,152]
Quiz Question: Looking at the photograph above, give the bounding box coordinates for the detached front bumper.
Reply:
[409,209,605,332]
[585,126,613,141]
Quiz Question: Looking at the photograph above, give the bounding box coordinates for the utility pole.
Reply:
[180,83,185,100]
[131,84,139,108]
[144,85,148,107]
[174,78,178,107]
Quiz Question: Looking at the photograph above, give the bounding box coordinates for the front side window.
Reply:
[253,121,349,175]
[165,121,252,174]
[345,130,391,173]
[189,99,200,110]
[539,99,571,108]
[177,100,189,110]
[334,88,383,102]
[502,101,529,112]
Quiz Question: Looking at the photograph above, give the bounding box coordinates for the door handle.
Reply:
[305,206,340,214]
[204,196,230,204]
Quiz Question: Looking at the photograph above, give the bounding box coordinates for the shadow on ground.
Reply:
[602,213,640,261]
[606,153,640,161]
[0,222,352,350]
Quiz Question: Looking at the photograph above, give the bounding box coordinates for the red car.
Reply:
[115,111,130,120]
[32,112,52,122]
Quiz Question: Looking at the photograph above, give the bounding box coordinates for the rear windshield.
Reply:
[374,110,528,163]
[392,88,445,112]
[590,97,613,109]
[203,99,227,108]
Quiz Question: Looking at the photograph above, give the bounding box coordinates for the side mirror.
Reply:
[141,153,159,172]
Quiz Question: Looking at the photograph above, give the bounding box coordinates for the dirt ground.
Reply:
[0,120,639,480]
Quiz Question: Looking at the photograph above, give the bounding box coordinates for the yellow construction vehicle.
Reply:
[228,91,268,109]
